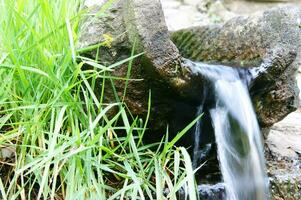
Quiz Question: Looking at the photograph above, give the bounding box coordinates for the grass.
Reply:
[0,0,200,199]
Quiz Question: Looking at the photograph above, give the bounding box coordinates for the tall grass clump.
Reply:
[0,0,199,199]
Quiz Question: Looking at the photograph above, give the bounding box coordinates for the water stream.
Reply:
[190,62,269,200]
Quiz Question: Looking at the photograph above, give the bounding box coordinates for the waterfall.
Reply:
[190,62,269,200]
[192,105,203,169]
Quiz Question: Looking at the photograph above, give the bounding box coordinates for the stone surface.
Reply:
[178,183,226,200]
[166,1,301,198]
[162,0,235,31]
[79,1,301,199]
[197,183,226,200]
[171,6,301,128]
[163,3,301,197]
[267,109,301,158]
[124,0,191,90]
[224,0,301,16]
[298,68,301,99]
[84,0,106,7]
[266,110,301,199]
[161,0,207,31]
[78,0,201,140]
[0,146,15,159]
[80,1,300,131]
[162,0,301,31]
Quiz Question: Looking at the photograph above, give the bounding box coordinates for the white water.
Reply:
[192,105,203,168]
[192,63,269,200]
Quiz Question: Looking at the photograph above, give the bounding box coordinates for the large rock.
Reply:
[171,6,301,128]
[78,0,197,139]
[79,1,300,137]
[78,2,301,199]
[266,109,301,199]
[223,0,301,16]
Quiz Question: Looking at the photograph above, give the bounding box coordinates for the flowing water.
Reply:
[189,62,269,200]
[192,105,203,169]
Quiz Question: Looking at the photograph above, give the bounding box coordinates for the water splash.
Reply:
[191,62,269,200]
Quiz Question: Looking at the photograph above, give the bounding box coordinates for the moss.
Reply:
[270,179,301,200]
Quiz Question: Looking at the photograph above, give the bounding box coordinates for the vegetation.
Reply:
[0,0,200,199]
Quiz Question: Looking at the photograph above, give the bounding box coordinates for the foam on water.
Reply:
[191,62,269,200]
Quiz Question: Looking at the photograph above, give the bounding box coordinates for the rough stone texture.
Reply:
[80,1,300,131]
[162,0,218,31]
[298,68,301,99]
[224,0,301,16]
[79,0,149,115]
[123,0,194,95]
[162,0,301,31]
[266,109,301,200]
[178,183,226,200]
[197,183,226,200]
[267,109,301,160]
[78,0,200,139]
[171,6,301,128]
[164,1,301,198]
[79,1,129,60]
[162,0,237,31]
[79,1,301,198]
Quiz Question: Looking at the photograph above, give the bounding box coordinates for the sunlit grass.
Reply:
[0,0,199,199]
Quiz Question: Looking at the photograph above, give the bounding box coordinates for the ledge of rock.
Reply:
[171,6,301,128]
[79,1,300,137]
[78,1,301,198]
